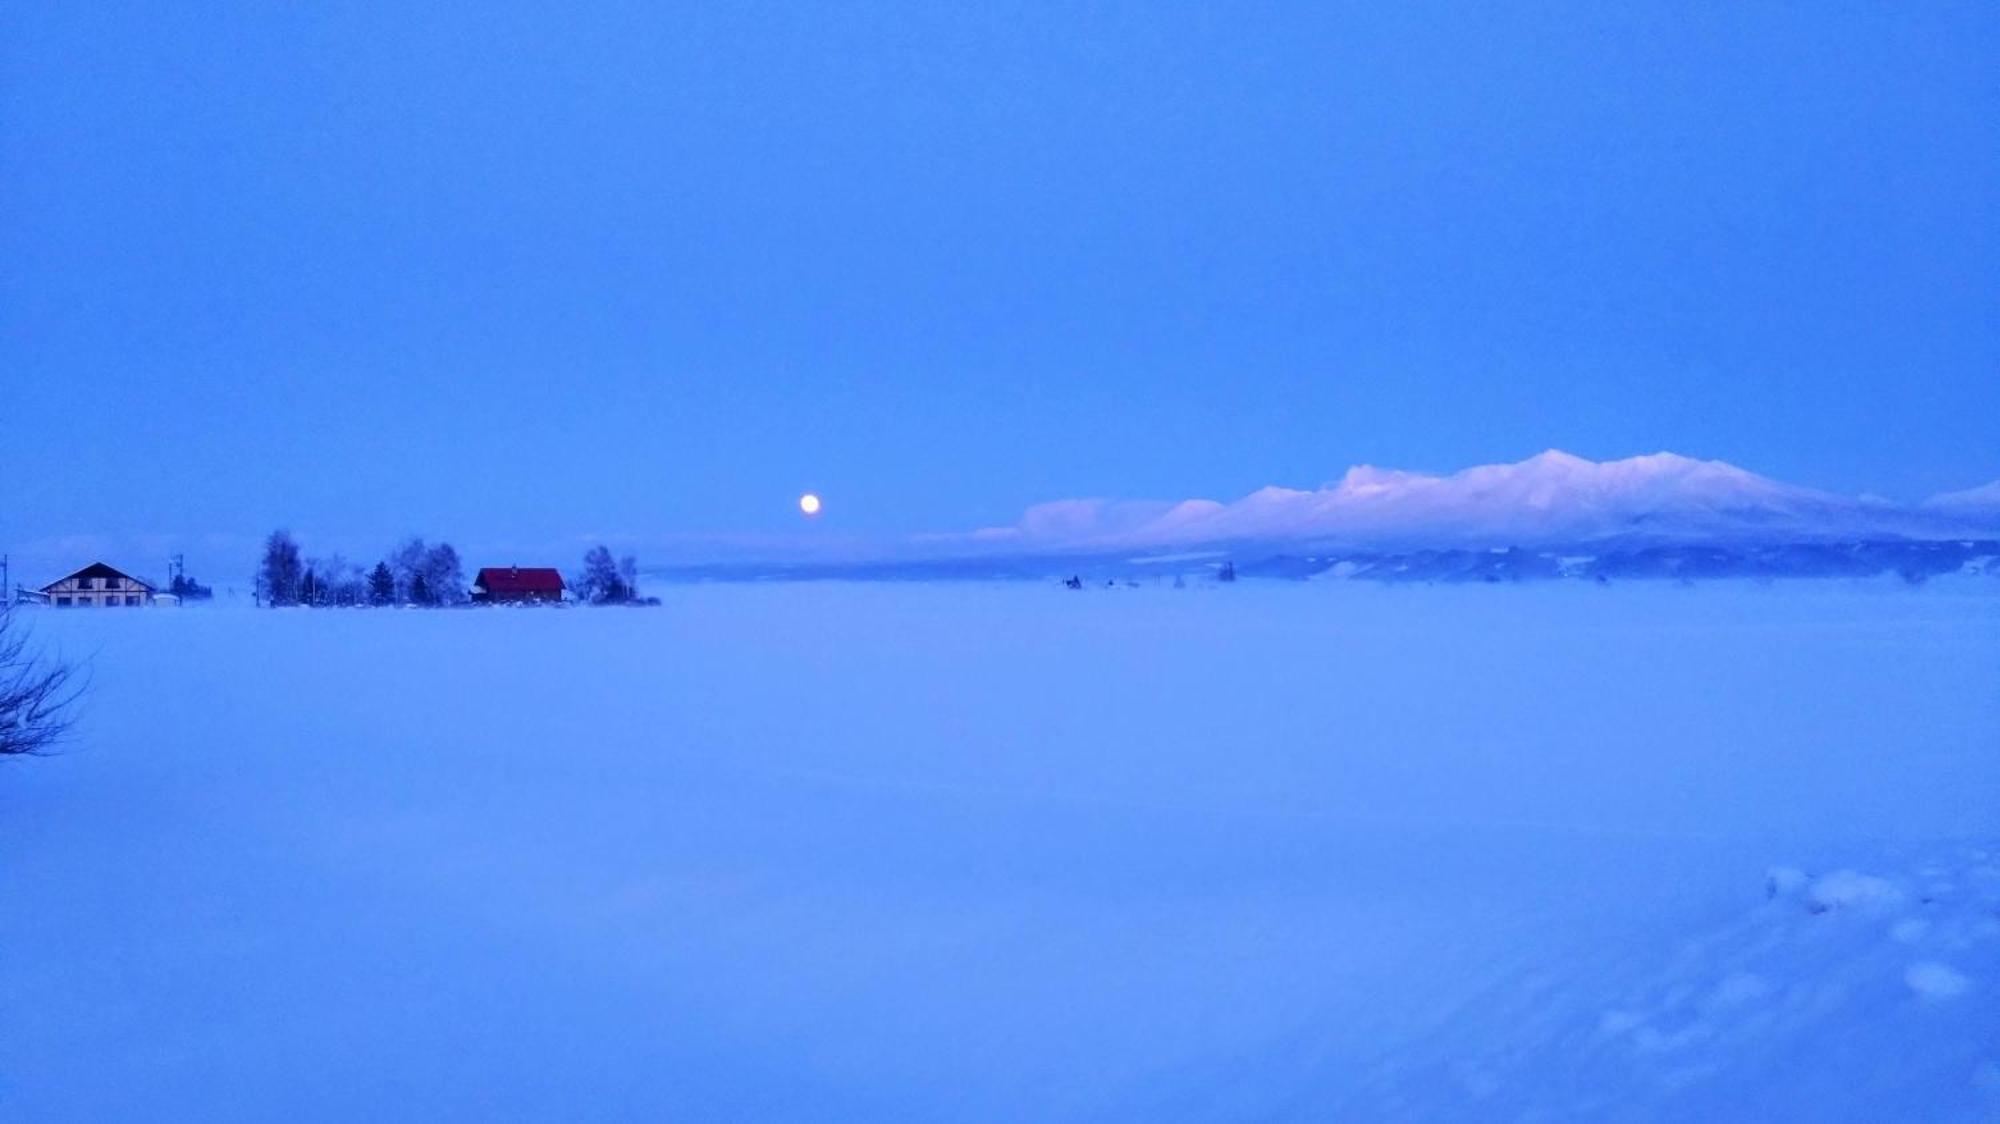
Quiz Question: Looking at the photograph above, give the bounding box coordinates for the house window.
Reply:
[55,597,71,607]
[126,595,142,606]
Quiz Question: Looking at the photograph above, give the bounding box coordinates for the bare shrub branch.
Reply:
[0,611,81,757]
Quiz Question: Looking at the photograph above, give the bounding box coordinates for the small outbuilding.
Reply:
[41,562,155,608]
[472,566,566,604]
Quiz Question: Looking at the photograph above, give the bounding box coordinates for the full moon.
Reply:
[799,493,822,516]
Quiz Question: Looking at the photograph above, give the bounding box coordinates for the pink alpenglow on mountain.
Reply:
[978,451,1984,554]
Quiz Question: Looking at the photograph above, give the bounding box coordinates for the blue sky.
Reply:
[4,3,1996,570]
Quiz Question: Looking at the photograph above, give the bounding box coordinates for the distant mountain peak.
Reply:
[1522,448,1595,469]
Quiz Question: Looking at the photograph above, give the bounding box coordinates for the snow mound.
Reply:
[1804,869,1905,914]
[1264,846,2000,1120]
[1906,961,1972,1002]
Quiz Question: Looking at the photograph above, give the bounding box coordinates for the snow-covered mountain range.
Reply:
[651,452,2000,585]
[971,451,2000,555]
[627,452,2000,583]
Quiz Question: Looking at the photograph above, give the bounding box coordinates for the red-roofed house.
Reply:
[471,567,566,604]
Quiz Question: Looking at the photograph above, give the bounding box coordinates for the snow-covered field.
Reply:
[3,581,1997,1121]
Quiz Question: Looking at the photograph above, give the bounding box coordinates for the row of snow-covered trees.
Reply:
[254,532,650,607]
[255,531,466,608]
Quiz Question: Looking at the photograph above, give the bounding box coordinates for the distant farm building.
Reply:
[472,567,565,604]
[41,562,155,608]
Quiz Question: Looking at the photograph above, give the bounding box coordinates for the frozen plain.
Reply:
[3,580,1997,1121]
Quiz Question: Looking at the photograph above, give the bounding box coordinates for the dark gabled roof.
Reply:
[473,566,566,594]
[42,561,154,593]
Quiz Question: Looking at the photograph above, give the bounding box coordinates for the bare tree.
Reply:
[423,542,467,605]
[0,612,78,757]
[310,554,366,606]
[256,530,305,606]
[575,545,634,604]
[618,554,639,601]
[390,537,429,604]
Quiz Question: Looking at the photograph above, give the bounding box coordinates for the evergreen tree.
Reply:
[168,573,213,601]
[368,562,395,606]
[408,571,431,606]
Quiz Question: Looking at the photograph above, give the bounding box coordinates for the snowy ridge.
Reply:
[976,450,1997,553]
[1925,478,2000,521]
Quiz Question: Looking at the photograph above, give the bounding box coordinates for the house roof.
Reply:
[41,561,153,593]
[474,567,566,594]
